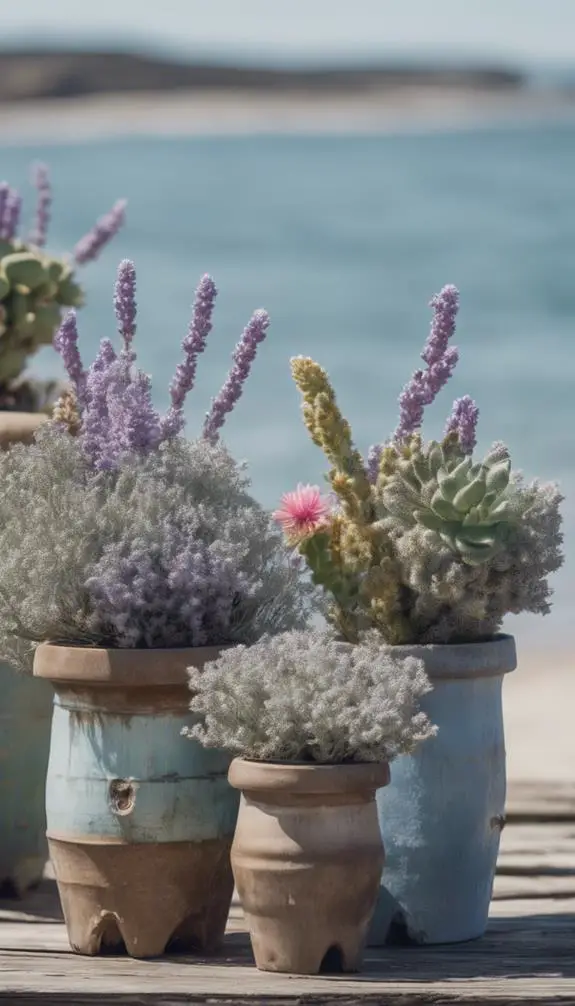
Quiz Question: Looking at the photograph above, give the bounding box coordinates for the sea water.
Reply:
[1,123,573,649]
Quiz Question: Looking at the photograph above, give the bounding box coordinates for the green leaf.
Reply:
[452,475,487,512]
[486,460,511,494]
[414,509,447,532]
[430,492,461,521]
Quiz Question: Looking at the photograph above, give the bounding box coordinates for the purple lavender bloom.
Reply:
[85,532,249,648]
[30,163,51,248]
[444,395,479,455]
[203,309,270,441]
[109,369,162,456]
[392,285,460,443]
[161,274,217,440]
[0,188,22,241]
[0,184,10,239]
[73,199,127,265]
[114,259,137,353]
[81,340,119,470]
[421,286,460,369]
[53,310,86,403]
[367,444,383,484]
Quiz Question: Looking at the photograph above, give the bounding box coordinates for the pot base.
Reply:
[48,836,233,958]
[245,909,367,974]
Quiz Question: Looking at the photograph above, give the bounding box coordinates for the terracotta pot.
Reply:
[0,410,51,898]
[34,643,239,958]
[228,758,390,974]
[369,634,517,946]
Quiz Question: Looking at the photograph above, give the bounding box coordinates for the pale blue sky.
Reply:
[2,0,575,65]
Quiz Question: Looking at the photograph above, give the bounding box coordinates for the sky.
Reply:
[2,0,575,66]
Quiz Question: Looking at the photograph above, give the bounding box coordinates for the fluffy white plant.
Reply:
[0,425,311,672]
[187,629,436,764]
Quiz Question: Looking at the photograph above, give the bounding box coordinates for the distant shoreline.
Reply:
[1,86,575,146]
[0,49,529,103]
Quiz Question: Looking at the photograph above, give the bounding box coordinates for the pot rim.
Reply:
[228,756,390,795]
[334,633,517,681]
[33,641,229,688]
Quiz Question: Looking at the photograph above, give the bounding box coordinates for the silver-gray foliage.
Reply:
[0,425,311,672]
[187,629,436,764]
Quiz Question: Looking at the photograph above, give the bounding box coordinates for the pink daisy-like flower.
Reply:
[273,484,330,542]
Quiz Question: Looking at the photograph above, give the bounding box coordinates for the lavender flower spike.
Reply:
[444,395,479,455]
[366,443,383,484]
[114,259,137,353]
[160,274,217,440]
[392,284,460,443]
[1,188,22,242]
[0,183,10,239]
[203,309,270,441]
[53,310,86,402]
[74,199,127,265]
[30,163,51,247]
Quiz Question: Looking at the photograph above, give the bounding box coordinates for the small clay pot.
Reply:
[34,643,239,958]
[228,758,390,975]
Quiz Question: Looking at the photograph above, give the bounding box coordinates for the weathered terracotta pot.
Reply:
[34,643,239,958]
[369,634,517,946]
[0,410,51,898]
[229,758,390,974]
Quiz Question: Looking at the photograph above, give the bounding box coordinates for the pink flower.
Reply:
[273,484,330,542]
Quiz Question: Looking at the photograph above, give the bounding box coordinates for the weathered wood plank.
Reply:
[3,821,575,1002]
[2,884,575,1001]
[506,782,575,822]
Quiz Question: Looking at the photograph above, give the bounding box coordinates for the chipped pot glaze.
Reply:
[369,634,517,946]
[34,643,238,958]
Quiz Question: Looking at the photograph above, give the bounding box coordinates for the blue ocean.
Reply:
[2,123,573,650]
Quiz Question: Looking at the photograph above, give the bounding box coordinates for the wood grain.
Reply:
[2,821,574,1001]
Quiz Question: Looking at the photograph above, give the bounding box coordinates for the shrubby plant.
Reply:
[0,164,125,410]
[186,629,436,764]
[0,261,310,671]
[275,286,564,645]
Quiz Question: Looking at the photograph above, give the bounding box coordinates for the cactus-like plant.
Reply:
[0,166,125,411]
[274,288,564,646]
[379,436,516,566]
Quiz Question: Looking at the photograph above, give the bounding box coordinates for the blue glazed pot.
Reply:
[34,643,239,958]
[0,662,53,896]
[369,634,516,946]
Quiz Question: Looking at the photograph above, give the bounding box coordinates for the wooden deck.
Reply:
[1,649,574,1004]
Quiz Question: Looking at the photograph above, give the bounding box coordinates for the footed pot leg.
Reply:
[49,836,234,958]
[245,912,366,974]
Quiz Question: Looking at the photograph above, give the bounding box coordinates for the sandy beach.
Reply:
[1,86,575,145]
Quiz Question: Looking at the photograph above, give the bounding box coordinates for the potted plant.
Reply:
[0,260,310,957]
[0,164,125,898]
[187,628,435,974]
[274,284,564,945]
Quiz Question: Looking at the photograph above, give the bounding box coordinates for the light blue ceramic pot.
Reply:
[34,643,239,958]
[369,634,516,946]
[0,661,53,896]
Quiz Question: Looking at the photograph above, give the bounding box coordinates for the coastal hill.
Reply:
[0,49,526,103]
